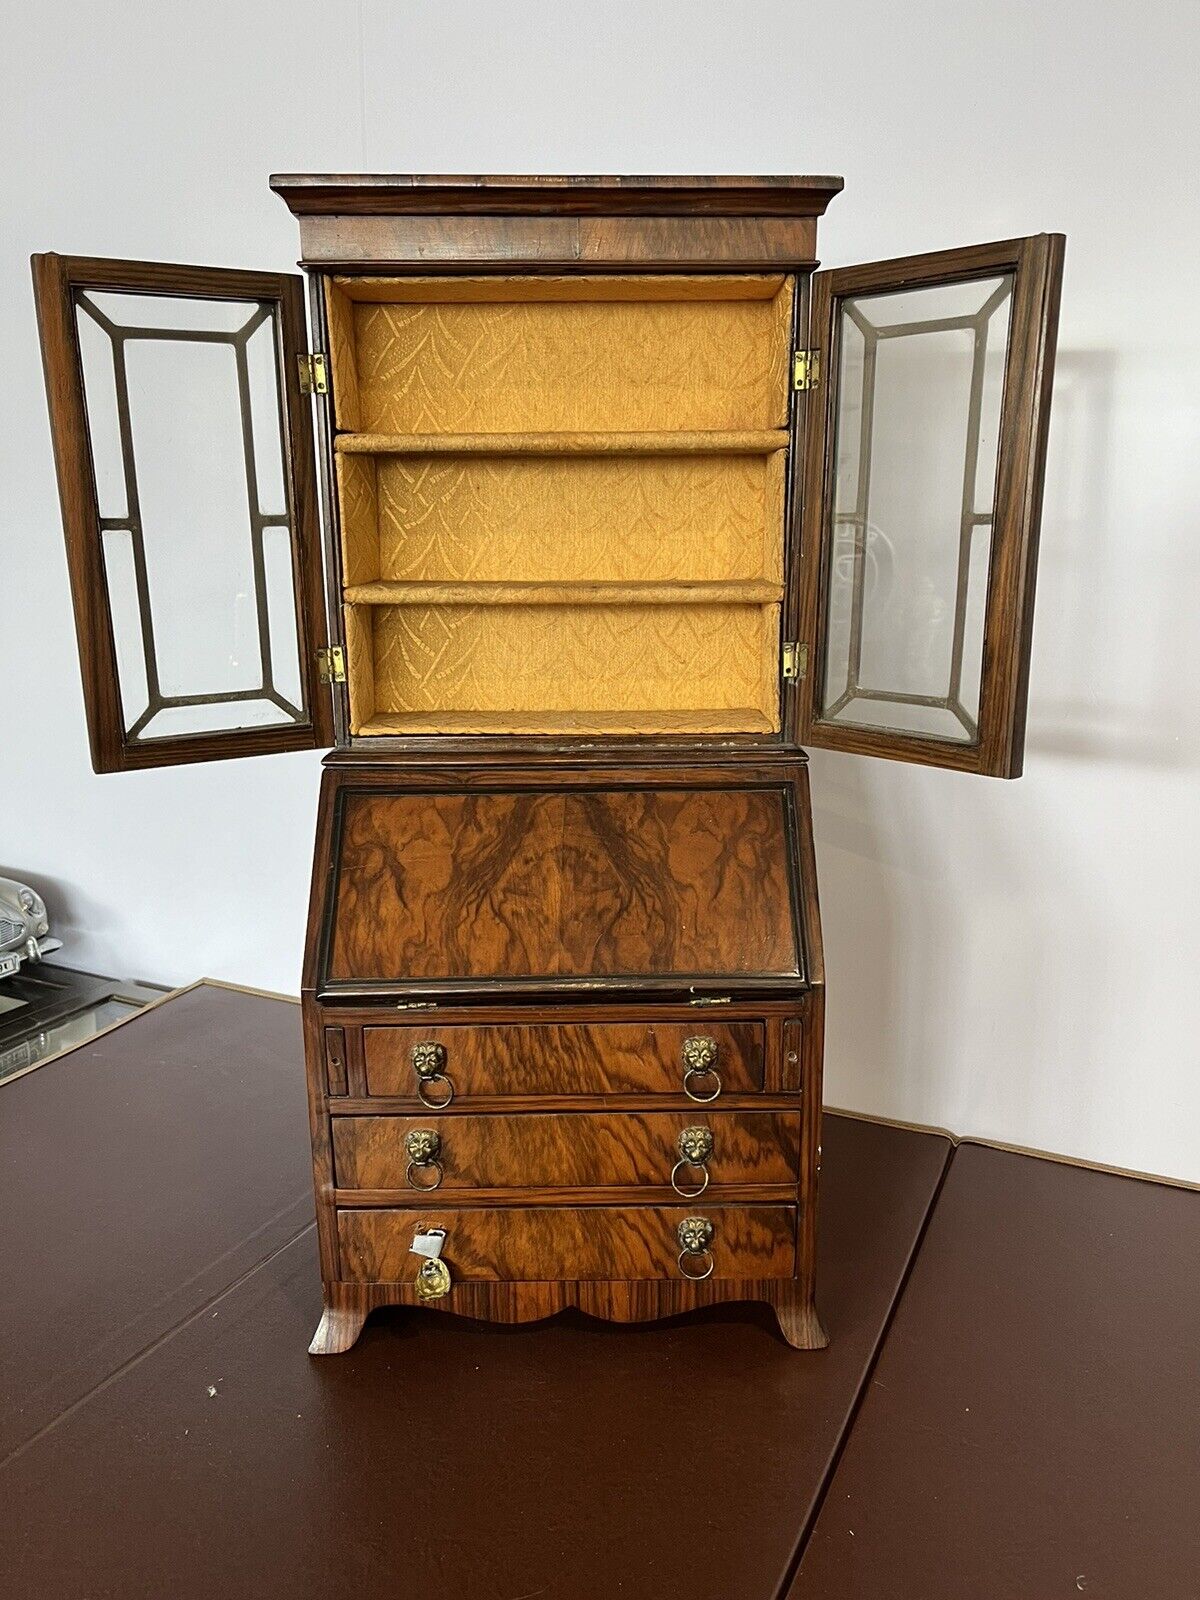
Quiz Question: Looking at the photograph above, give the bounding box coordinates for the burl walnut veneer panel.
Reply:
[337,1204,797,1283]
[362,1019,765,1097]
[326,787,801,986]
[333,1110,801,1191]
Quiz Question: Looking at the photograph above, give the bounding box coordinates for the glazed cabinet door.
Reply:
[797,235,1064,777]
[32,255,333,771]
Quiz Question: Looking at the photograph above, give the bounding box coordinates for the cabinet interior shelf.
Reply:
[334,429,790,457]
[342,579,784,607]
[355,709,778,737]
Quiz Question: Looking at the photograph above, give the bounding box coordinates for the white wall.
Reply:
[4,1,1198,1179]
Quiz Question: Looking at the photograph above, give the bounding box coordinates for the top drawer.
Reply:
[363,1020,764,1100]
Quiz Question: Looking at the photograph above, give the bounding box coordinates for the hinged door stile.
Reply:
[796,235,1065,777]
[32,254,334,772]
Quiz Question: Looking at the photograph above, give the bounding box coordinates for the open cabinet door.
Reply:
[32,255,333,772]
[796,235,1064,777]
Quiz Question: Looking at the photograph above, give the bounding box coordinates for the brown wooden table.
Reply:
[788,1142,1200,1600]
[1,982,1195,1599]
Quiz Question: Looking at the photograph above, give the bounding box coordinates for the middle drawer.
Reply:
[333,1110,801,1192]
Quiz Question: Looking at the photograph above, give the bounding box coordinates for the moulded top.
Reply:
[269,172,845,218]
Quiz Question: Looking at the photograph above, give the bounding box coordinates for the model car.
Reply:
[0,877,61,980]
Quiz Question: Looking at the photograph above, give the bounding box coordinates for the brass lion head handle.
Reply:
[681,1036,721,1103]
[671,1125,714,1197]
[676,1215,715,1280]
[410,1041,453,1108]
[404,1128,444,1190]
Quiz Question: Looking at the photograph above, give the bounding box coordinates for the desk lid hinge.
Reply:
[689,994,733,1007]
[298,352,328,396]
[792,349,819,391]
[317,645,346,684]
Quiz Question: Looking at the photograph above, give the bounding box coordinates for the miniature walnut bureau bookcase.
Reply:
[33,175,1063,1353]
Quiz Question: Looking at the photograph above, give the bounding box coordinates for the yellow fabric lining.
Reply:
[336,448,786,584]
[345,601,780,735]
[325,272,793,736]
[342,580,783,606]
[327,274,792,435]
[357,710,778,737]
[335,430,788,455]
[332,274,788,305]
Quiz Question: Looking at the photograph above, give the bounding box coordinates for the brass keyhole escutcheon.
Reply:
[676,1215,715,1280]
[414,1256,452,1301]
[681,1036,721,1103]
[404,1128,444,1190]
[411,1040,453,1108]
[671,1124,714,1197]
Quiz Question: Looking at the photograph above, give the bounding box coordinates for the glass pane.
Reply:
[820,274,1013,744]
[73,290,307,743]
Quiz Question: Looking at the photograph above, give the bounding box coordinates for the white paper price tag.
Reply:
[410,1228,447,1262]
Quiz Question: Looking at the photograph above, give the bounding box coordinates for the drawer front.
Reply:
[337,1204,796,1284]
[362,1020,764,1098]
[333,1110,801,1191]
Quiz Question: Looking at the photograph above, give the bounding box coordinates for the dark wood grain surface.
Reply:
[291,213,820,268]
[361,1018,765,1097]
[332,1109,800,1191]
[327,786,800,985]
[788,1143,1200,1600]
[337,1203,797,1283]
[270,172,845,215]
[0,983,312,1462]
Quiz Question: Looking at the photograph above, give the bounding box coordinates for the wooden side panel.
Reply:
[323,1026,348,1096]
[332,1110,801,1190]
[337,1204,797,1283]
[362,1020,765,1097]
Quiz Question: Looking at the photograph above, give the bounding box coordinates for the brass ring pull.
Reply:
[678,1247,714,1280]
[411,1042,454,1108]
[404,1129,443,1190]
[670,1160,709,1198]
[676,1216,715,1280]
[406,1159,444,1189]
[681,1036,721,1103]
[671,1125,713,1197]
[417,1077,453,1109]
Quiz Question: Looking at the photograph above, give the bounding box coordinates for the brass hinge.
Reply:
[689,995,733,1007]
[792,349,819,391]
[298,352,328,396]
[782,641,808,681]
[317,645,346,684]
[394,1000,437,1011]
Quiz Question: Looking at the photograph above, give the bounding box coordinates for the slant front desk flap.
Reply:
[315,770,807,1002]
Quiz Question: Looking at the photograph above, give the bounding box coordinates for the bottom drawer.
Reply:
[337,1205,797,1285]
